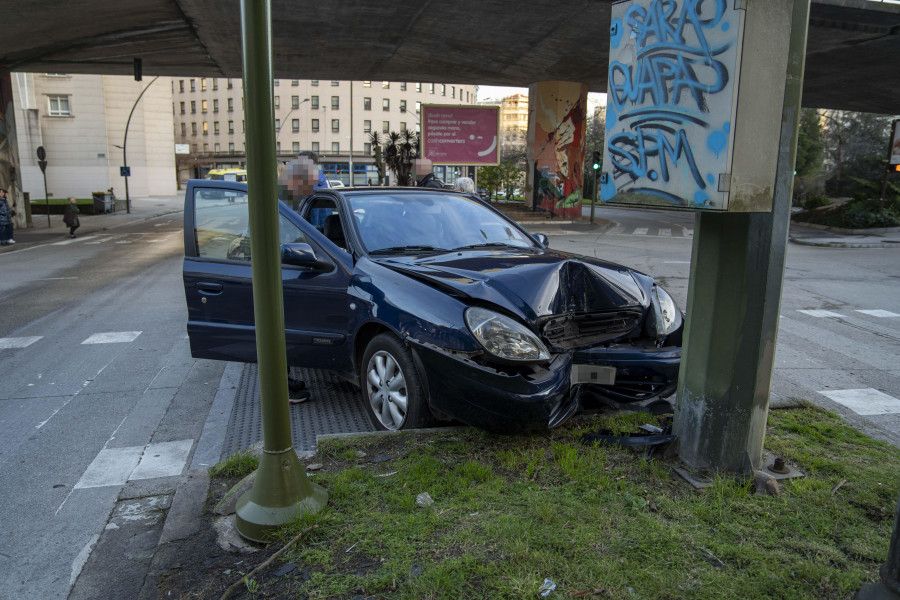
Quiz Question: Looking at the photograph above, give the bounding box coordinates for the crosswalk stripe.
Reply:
[797,310,844,318]
[658,228,671,236]
[856,309,900,318]
[819,388,900,416]
[0,336,43,349]
[81,331,142,344]
[633,227,649,235]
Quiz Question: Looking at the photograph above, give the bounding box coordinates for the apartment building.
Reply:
[11,73,176,201]
[171,78,478,186]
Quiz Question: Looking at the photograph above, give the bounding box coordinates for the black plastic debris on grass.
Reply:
[580,415,676,449]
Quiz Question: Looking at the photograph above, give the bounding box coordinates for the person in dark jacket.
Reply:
[0,188,14,246]
[63,197,80,238]
[413,158,444,189]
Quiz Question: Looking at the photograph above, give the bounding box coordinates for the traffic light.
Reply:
[591,151,601,170]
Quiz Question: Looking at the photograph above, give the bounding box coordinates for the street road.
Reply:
[0,215,225,599]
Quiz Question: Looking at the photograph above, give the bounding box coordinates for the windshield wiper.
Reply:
[452,242,524,251]
[368,245,452,255]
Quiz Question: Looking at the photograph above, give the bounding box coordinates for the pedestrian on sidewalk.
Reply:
[0,188,14,246]
[63,197,80,238]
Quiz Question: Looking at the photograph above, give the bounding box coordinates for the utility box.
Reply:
[600,0,792,212]
[92,191,115,214]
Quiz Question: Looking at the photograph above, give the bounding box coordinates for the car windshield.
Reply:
[346,192,536,254]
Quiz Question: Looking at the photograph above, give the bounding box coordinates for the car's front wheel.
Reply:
[361,333,432,431]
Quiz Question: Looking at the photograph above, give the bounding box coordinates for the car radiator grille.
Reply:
[541,308,643,349]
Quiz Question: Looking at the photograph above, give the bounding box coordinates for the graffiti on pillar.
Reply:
[531,87,587,219]
[601,0,740,210]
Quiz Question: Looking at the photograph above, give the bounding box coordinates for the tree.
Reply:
[498,160,524,199]
[795,108,824,178]
[477,165,502,199]
[583,107,606,198]
[820,110,893,196]
[369,130,419,186]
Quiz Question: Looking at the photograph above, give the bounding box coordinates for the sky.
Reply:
[477,85,607,111]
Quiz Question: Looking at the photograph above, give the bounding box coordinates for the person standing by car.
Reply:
[454,176,476,195]
[298,150,329,190]
[413,158,444,189]
[0,188,14,246]
[63,197,80,238]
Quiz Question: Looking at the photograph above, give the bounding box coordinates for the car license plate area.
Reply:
[571,364,616,386]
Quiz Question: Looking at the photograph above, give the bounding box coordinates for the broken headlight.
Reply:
[465,307,550,362]
[646,285,683,343]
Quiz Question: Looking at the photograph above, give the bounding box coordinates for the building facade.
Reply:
[11,73,176,202]
[171,78,478,186]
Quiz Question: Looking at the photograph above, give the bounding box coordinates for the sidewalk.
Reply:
[0,194,183,252]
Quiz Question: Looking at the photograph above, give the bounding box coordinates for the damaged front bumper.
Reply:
[410,341,681,432]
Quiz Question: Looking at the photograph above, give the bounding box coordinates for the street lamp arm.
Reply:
[121,75,159,214]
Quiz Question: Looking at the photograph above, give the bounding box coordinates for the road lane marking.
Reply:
[658,228,671,236]
[633,227,649,235]
[664,261,691,264]
[70,534,100,586]
[74,446,144,489]
[0,336,43,349]
[856,309,900,318]
[797,310,844,318]
[819,388,900,416]
[129,440,194,480]
[35,277,79,280]
[81,331,142,344]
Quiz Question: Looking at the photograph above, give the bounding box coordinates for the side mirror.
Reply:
[533,233,549,247]
[281,243,333,271]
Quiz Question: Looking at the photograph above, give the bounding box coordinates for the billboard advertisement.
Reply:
[421,105,500,165]
[890,120,900,166]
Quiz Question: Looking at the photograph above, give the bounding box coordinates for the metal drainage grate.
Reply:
[222,364,376,457]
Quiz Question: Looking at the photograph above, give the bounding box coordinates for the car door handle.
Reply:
[196,282,224,295]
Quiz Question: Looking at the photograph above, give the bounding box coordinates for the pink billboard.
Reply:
[421,105,500,165]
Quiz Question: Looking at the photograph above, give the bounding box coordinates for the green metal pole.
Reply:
[234,0,327,543]
[673,0,810,473]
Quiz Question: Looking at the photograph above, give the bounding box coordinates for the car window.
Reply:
[194,187,306,262]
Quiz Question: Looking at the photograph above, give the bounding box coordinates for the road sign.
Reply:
[38,160,47,173]
[36,146,46,161]
[120,166,131,177]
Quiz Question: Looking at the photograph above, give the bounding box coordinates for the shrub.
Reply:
[803,194,830,210]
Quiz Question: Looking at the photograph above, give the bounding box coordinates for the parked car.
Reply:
[205,168,247,183]
[182,181,683,431]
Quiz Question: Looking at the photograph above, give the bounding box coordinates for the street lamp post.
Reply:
[276,97,309,153]
[119,76,159,214]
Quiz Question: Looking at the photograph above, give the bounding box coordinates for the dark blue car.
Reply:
[182,181,683,431]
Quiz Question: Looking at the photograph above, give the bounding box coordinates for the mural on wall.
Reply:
[601,0,741,210]
[530,83,587,219]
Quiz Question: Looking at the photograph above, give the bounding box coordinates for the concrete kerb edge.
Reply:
[789,237,897,249]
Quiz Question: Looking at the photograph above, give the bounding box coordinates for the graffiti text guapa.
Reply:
[603,0,737,208]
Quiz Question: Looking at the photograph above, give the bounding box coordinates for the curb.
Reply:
[789,236,900,249]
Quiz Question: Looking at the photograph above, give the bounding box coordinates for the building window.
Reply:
[202,121,208,135]
[212,79,218,91]
[291,79,299,86]
[192,144,198,153]
[292,141,300,153]
[274,80,279,87]
[228,121,234,133]
[215,143,220,152]
[382,81,390,89]
[451,86,455,98]
[331,96,339,109]
[180,101,185,114]
[331,81,339,86]
[382,120,389,133]
[416,82,422,92]
[227,98,233,112]
[242,120,245,132]
[180,123,186,136]
[201,78,207,91]
[332,142,340,153]
[201,99,208,113]
[292,119,300,133]
[363,81,371,87]
[229,142,234,153]
[203,143,209,152]
[442,84,446,96]
[179,80,185,92]
[275,119,281,132]
[192,122,197,135]
[213,99,219,113]
[311,96,319,109]
[191,101,196,113]
[364,142,371,155]
[400,121,406,132]
[311,80,319,86]
[416,101,421,113]
[363,97,371,111]
[311,142,319,152]
[311,119,319,132]
[276,141,281,153]
[400,100,407,112]
[400,82,407,91]
[430,83,435,94]
[331,119,339,132]
[292,95,299,109]
[227,79,233,89]
[214,121,220,134]
[274,96,280,109]
[190,79,196,92]
[382,99,390,111]
[363,120,371,133]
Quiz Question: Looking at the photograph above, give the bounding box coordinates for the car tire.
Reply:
[360,333,432,431]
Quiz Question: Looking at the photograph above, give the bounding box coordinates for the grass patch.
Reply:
[208,407,897,599]
[209,449,258,479]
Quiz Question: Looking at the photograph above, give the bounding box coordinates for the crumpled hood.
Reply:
[369,247,650,324]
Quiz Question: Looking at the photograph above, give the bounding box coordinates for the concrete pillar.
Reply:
[526,82,587,219]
